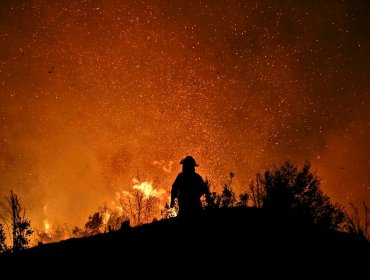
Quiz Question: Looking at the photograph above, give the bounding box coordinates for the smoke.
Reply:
[152,160,175,173]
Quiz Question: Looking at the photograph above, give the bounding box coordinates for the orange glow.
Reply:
[0,0,368,237]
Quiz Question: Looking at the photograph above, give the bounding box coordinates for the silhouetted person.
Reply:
[170,156,207,219]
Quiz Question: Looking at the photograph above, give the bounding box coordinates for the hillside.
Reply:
[3,207,369,274]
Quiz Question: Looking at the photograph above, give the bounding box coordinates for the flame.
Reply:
[102,212,111,225]
[43,219,50,234]
[109,177,171,226]
[132,178,166,199]
[167,207,178,218]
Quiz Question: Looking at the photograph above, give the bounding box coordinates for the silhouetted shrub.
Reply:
[259,161,345,230]
[237,193,249,207]
[219,173,236,208]
[219,185,236,208]
[203,173,248,210]
[204,179,221,209]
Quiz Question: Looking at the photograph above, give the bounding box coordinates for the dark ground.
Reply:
[2,207,369,276]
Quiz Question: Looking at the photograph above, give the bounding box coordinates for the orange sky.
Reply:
[0,0,369,229]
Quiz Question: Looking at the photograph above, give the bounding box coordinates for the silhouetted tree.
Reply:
[260,162,345,230]
[117,177,161,226]
[345,202,369,241]
[118,190,151,225]
[1,191,33,252]
[249,174,264,208]
[0,223,8,253]
[0,190,34,252]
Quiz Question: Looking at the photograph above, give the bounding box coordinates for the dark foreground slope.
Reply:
[6,207,370,273]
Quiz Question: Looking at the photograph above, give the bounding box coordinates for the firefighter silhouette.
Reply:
[170,156,207,218]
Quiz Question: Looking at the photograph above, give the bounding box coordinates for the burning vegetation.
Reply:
[1,161,369,254]
[35,175,171,243]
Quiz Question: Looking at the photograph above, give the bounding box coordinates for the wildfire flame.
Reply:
[102,212,111,226]
[109,177,173,226]
[166,206,178,218]
[132,178,166,199]
[36,176,173,244]
[43,219,50,234]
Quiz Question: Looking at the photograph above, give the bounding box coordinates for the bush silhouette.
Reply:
[204,177,235,209]
[259,161,345,230]
[204,172,249,210]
